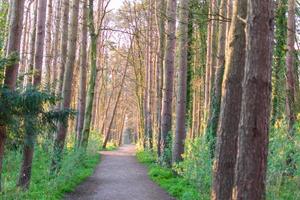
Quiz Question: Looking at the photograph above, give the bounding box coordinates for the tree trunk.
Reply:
[233,0,274,199]
[51,0,80,173]
[211,0,247,199]
[285,0,296,175]
[55,0,69,97]
[206,0,228,157]
[50,0,62,92]
[160,0,176,164]
[155,0,166,157]
[18,0,47,189]
[76,0,88,147]
[32,0,47,86]
[43,0,53,87]
[1,1,25,190]
[24,1,37,87]
[4,0,25,88]
[102,51,131,149]
[172,0,189,164]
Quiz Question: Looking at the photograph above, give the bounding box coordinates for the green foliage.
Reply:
[0,136,101,200]
[266,119,300,200]
[0,1,8,54]
[136,151,200,200]
[159,132,172,167]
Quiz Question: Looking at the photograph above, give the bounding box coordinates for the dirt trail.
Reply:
[64,145,175,200]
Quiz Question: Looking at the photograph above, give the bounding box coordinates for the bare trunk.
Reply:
[212,0,247,199]
[18,0,47,189]
[52,0,80,173]
[76,0,88,147]
[160,0,176,164]
[4,0,25,88]
[233,0,274,199]
[155,0,166,157]
[55,0,69,97]
[172,0,189,164]
[285,0,296,174]
[206,0,228,157]
[32,0,47,86]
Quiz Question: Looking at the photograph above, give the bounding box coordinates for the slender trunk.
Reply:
[18,0,47,189]
[160,0,176,164]
[24,2,37,87]
[43,0,53,87]
[172,0,189,164]
[118,112,126,146]
[50,0,62,91]
[102,56,131,149]
[211,0,247,199]
[155,0,166,157]
[55,0,69,97]
[4,0,25,88]
[206,0,228,157]
[285,0,296,174]
[76,0,88,147]
[32,0,47,86]
[233,0,274,199]
[51,0,80,173]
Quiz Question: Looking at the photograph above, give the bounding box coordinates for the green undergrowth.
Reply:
[0,134,102,200]
[136,151,200,200]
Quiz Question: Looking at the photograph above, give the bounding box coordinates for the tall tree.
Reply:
[160,0,176,164]
[51,0,80,173]
[172,0,189,163]
[80,0,109,149]
[55,0,69,96]
[76,0,88,147]
[233,0,274,199]
[285,0,296,174]
[211,0,247,199]
[0,0,25,191]
[17,0,47,189]
[206,0,227,156]
[155,0,166,157]
[32,0,47,86]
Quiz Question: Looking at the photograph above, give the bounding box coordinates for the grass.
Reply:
[136,150,200,200]
[0,136,102,200]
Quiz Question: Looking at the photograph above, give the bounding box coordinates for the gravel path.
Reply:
[64,145,175,200]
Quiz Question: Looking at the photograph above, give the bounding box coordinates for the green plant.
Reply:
[0,134,101,200]
[136,150,200,200]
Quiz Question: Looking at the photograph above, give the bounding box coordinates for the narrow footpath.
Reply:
[65,145,175,200]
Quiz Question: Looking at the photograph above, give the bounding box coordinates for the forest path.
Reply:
[64,145,175,200]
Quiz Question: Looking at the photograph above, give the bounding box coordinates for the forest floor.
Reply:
[64,145,175,200]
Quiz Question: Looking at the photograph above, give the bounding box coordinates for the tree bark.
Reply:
[172,0,189,164]
[55,0,69,97]
[206,0,228,157]
[211,0,247,199]
[160,0,176,164]
[51,0,80,173]
[233,0,274,199]
[32,0,47,86]
[155,0,166,157]
[76,0,88,147]
[18,0,47,189]
[285,0,296,175]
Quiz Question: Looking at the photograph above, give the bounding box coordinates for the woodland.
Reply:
[0,0,299,200]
